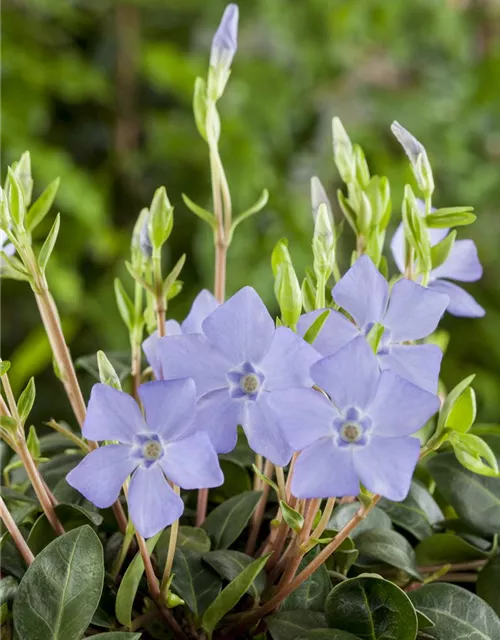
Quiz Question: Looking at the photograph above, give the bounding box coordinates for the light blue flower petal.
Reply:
[390,222,448,275]
[243,397,293,467]
[353,435,420,501]
[291,438,359,499]
[431,239,483,283]
[383,279,449,342]
[66,445,136,508]
[142,322,182,379]
[428,280,485,318]
[333,256,388,329]
[297,309,359,357]
[128,465,184,538]
[83,384,146,443]
[160,431,223,490]
[138,379,196,441]
[196,388,242,453]
[201,287,275,365]
[182,289,220,333]
[311,337,379,411]
[367,370,440,437]
[210,4,239,68]
[379,344,443,394]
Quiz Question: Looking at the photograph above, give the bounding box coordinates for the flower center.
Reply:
[240,373,260,395]
[142,439,163,460]
[340,422,363,443]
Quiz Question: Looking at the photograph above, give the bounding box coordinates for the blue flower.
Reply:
[158,286,320,466]
[298,256,449,393]
[391,222,484,318]
[210,4,239,70]
[143,289,219,379]
[66,379,223,538]
[271,337,440,501]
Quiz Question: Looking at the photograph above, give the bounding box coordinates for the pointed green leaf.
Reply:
[182,193,216,230]
[450,432,499,477]
[426,207,476,228]
[38,213,60,274]
[415,532,490,566]
[303,310,331,345]
[0,361,11,376]
[17,377,35,425]
[193,76,208,141]
[229,189,269,243]
[267,611,327,640]
[430,229,456,270]
[202,491,262,549]
[90,634,142,640]
[280,500,305,533]
[7,167,25,226]
[203,549,267,600]
[445,386,476,434]
[114,278,136,331]
[435,374,476,437]
[354,529,422,580]
[26,178,60,232]
[281,548,331,612]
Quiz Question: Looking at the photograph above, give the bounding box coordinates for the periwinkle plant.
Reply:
[1,5,500,640]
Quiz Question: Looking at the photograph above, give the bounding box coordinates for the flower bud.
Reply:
[313,203,335,278]
[271,239,302,329]
[139,212,153,258]
[310,176,333,226]
[14,151,33,207]
[332,117,355,183]
[210,4,239,70]
[148,187,174,255]
[391,121,434,197]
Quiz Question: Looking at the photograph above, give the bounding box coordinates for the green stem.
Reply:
[111,520,136,580]
[315,272,326,309]
[45,419,89,452]
[160,484,181,596]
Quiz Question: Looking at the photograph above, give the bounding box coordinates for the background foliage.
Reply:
[2,0,500,428]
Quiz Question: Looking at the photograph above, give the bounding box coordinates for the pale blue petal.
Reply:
[138,379,196,441]
[431,239,483,283]
[268,388,337,451]
[196,389,242,453]
[353,436,420,501]
[128,465,184,538]
[291,438,359,499]
[66,445,136,508]
[311,337,379,411]
[210,4,239,68]
[243,398,293,467]
[201,287,275,365]
[333,256,388,328]
[182,289,220,333]
[367,370,440,437]
[259,327,320,390]
[160,432,223,490]
[297,310,359,357]
[379,344,443,394]
[383,279,449,341]
[159,334,233,395]
[428,280,485,318]
[142,322,182,379]
[83,384,146,444]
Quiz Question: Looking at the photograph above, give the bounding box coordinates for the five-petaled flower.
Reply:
[143,289,219,379]
[272,337,440,501]
[298,256,449,393]
[66,378,223,538]
[391,219,484,318]
[158,286,320,466]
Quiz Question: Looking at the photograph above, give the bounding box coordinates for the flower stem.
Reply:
[310,497,336,542]
[0,495,35,566]
[131,280,144,400]
[246,459,273,555]
[45,419,89,452]
[160,484,181,596]
[111,519,136,580]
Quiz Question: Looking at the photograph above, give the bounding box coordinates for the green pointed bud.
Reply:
[391,121,434,197]
[271,239,302,329]
[310,176,333,226]
[7,168,26,228]
[332,117,355,183]
[131,208,151,267]
[313,203,335,278]
[365,176,391,229]
[97,351,122,390]
[148,187,174,254]
[14,151,33,207]
[357,191,373,234]
[354,144,370,188]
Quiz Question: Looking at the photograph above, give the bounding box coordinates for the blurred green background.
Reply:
[2,0,499,429]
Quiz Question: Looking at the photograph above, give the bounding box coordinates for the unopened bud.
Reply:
[391,121,434,196]
[332,117,355,183]
[313,203,335,278]
[208,4,239,100]
[310,177,333,226]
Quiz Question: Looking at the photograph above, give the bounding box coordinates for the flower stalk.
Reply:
[0,495,35,566]
[160,484,181,596]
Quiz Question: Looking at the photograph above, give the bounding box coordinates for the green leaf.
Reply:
[325,575,418,640]
[148,186,173,250]
[416,610,435,630]
[0,360,11,376]
[162,253,186,296]
[280,500,305,534]
[354,529,422,580]
[416,531,491,566]
[76,351,131,383]
[477,555,500,616]
[203,550,267,600]
[7,167,25,226]
[115,532,161,627]
[97,350,122,390]
[445,386,477,433]
[0,576,18,604]
[38,213,60,274]
[27,503,103,556]
[378,479,444,541]
[13,526,103,640]
[114,278,136,331]
[182,193,216,230]
[252,463,279,497]
[327,503,392,539]
[426,207,476,228]
[26,178,60,232]
[90,634,142,640]
[229,189,269,243]
[0,250,31,282]
[302,276,317,313]
[427,452,500,536]
[281,549,331,612]
[202,553,270,635]
[17,377,36,425]
[296,632,361,640]
[157,526,211,570]
[0,415,18,434]
[267,611,327,640]
[193,76,208,141]
[202,491,262,549]
[214,459,251,499]
[450,432,499,477]
[435,374,476,438]
[167,548,222,618]
[409,583,500,639]
[26,425,41,458]
[323,531,359,575]
[303,310,331,345]
[430,229,456,270]
[337,190,358,234]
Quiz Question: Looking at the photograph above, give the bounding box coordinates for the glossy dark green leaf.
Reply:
[477,555,500,616]
[325,575,418,640]
[415,533,490,565]
[27,503,103,555]
[378,480,444,541]
[90,634,142,639]
[267,611,328,640]
[281,500,305,533]
[203,549,267,599]
[169,548,222,617]
[323,530,359,575]
[157,525,211,569]
[416,610,434,629]
[281,549,331,612]
[115,532,161,627]
[202,490,262,549]
[13,526,103,640]
[355,529,422,580]
[427,452,500,536]
[202,553,270,634]
[409,583,500,639]
[328,504,392,539]
[296,632,361,640]
[215,459,252,499]
[0,576,18,604]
